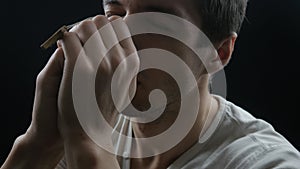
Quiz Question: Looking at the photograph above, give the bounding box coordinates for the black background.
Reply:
[0,0,299,164]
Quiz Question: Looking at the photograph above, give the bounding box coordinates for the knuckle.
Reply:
[62,31,77,39]
[92,15,109,29]
[111,46,125,64]
[93,15,107,22]
[98,59,111,75]
[92,15,108,23]
[36,71,46,88]
[68,25,77,32]
[112,56,124,67]
[127,54,140,72]
[109,15,122,21]
[132,54,140,67]
[77,20,95,31]
[120,39,137,53]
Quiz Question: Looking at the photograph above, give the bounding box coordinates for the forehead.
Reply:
[103,0,202,29]
[103,0,175,5]
[103,0,184,11]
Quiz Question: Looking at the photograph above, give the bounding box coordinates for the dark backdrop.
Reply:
[1,0,299,164]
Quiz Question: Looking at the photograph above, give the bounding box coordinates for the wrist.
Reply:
[64,138,119,169]
[1,134,64,169]
[22,132,64,156]
[21,134,64,167]
[25,124,63,151]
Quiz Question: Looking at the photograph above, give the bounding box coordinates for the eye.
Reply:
[105,11,126,18]
[104,3,127,18]
[105,12,124,18]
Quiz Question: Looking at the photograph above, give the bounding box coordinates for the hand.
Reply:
[57,15,139,168]
[25,48,65,148]
[1,48,65,169]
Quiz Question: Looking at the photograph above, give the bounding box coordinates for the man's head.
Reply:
[101,0,248,119]
[102,0,248,43]
[196,0,248,43]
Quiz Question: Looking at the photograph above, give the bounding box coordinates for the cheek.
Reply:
[131,34,160,51]
[131,34,206,100]
[132,34,204,67]
[133,69,181,107]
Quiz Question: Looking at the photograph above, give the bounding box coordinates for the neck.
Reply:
[130,76,219,168]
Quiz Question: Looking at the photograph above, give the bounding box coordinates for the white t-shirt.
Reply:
[56,95,300,169]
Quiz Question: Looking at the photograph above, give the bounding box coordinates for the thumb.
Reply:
[32,47,65,133]
[36,47,65,97]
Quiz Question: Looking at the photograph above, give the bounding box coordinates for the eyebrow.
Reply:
[103,0,123,6]
[103,0,181,16]
[143,5,181,16]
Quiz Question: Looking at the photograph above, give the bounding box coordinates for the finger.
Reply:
[59,32,85,99]
[70,19,98,45]
[58,32,85,131]
[57,40,62,48]
[41,47,65,77]
[93,15,119,50]
[79,16,108,69]
[109,16,136,54]
[93,15,120,73]
[92,15,110,31]
[108,16,139,73]
[36,47,65,98]
[60,32,83,70]
[91,15,109,52]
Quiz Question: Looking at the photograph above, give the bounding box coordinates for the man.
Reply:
[1,0,300,168]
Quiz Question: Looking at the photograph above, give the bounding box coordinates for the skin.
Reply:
[1,0,237,168]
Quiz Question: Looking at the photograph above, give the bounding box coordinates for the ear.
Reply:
[217,32,237,66]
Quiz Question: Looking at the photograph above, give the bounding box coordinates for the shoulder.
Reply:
[209,96,300,168]
[241,143,300,168]
[174,96,300,169]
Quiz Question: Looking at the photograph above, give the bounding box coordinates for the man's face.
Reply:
[103,0,206,113]
[103,0,202,27]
